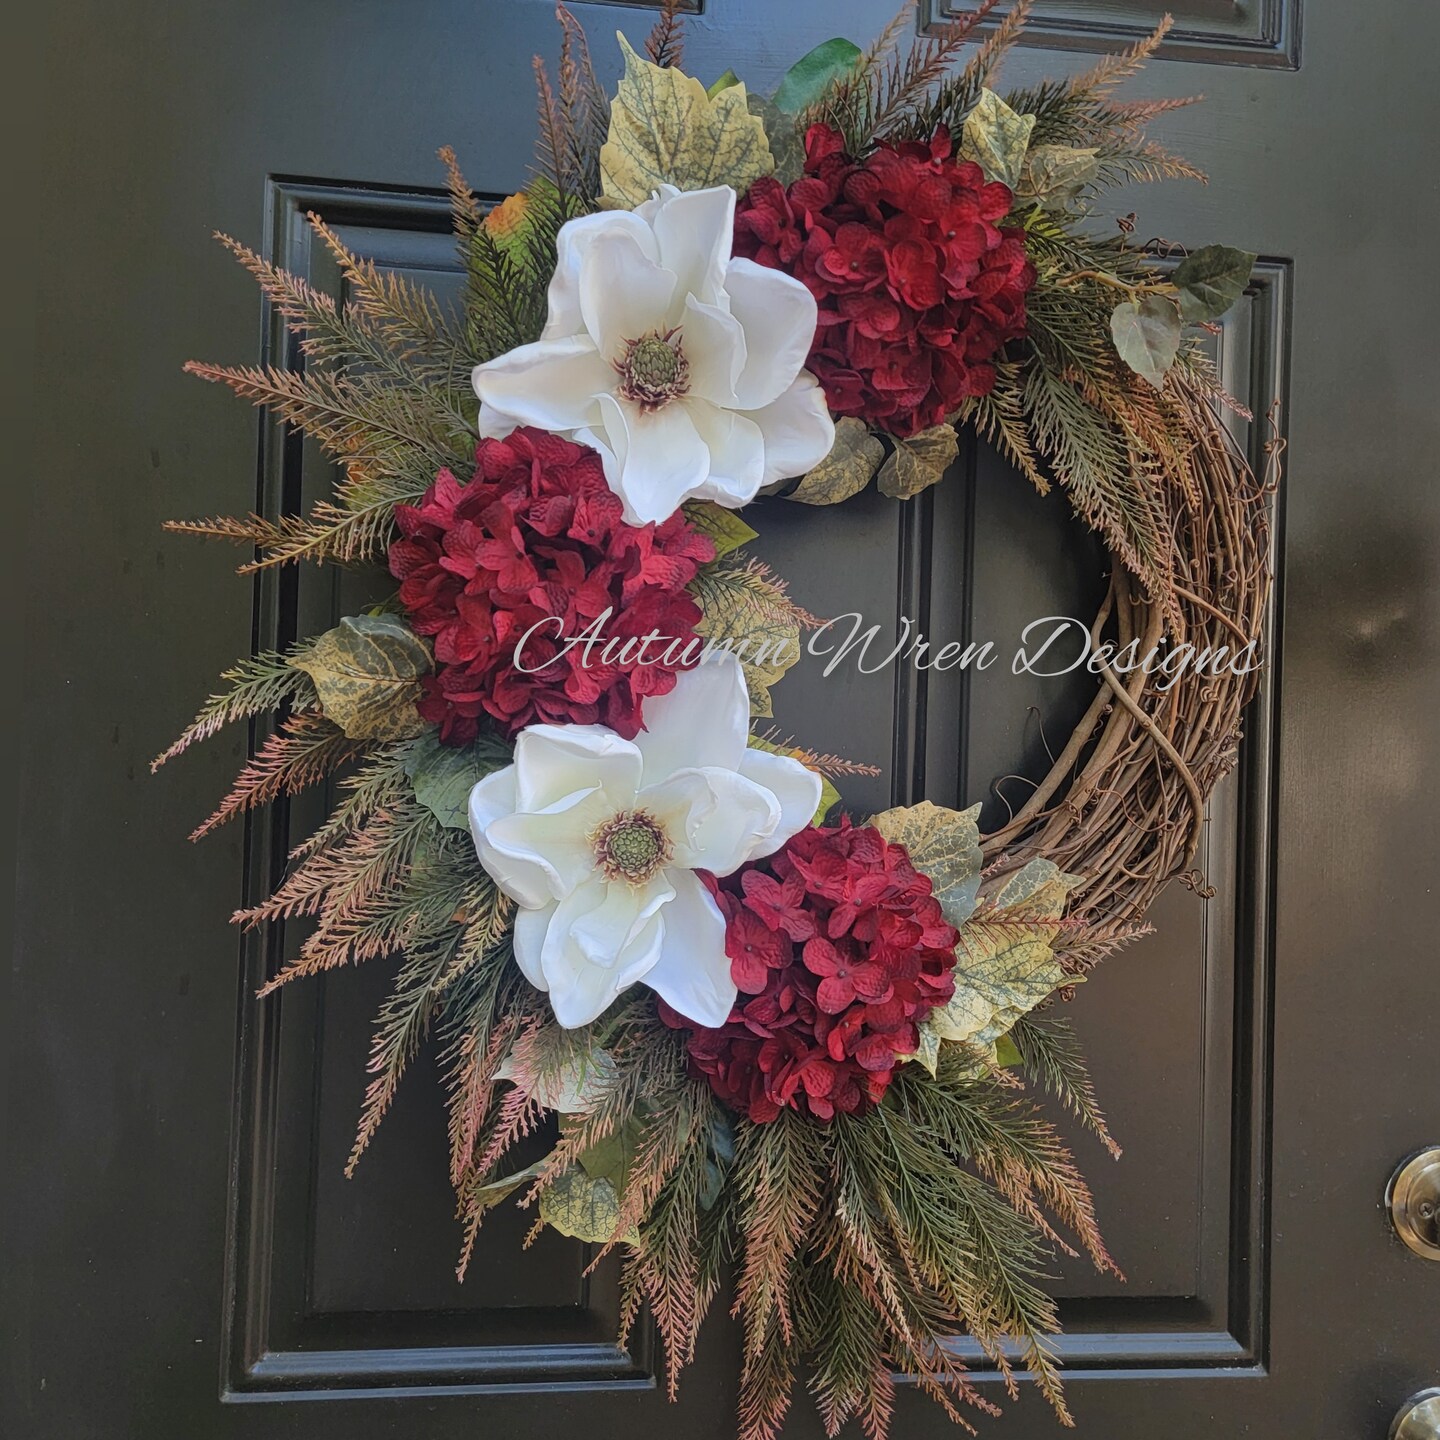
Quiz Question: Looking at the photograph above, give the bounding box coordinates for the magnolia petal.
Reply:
[474,784,612,906]
[469,769,549,909]
[748,370,837,486]
[686,401,766,508]
[543,209,661,342]
[578,228,678,361]
[513,724,643,812]
[725,256,820,410]
[539,875,674,1029]
[512,903,554,990]
[595,392,711,525]
[642,184,736,312]
[641,869,735,1028]
[738,747,824,852]
[681,294,748,408]
[641,766,782,876]
[632,652,751,781]
[473,335,612,436]
[482,788,614,902]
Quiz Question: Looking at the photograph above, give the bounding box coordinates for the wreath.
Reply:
[158,3,1276,1435]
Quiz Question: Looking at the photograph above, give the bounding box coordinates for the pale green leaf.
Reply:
[495,1048,619,1115]
[683,499,758,557]
[870,800,983,929]
[290,614,431,741]
[539,1166,639,1246]
[876,423,960,499]
[773,37,863,116]
[906,860,1081,1067]
[1172,244,1257,323]
[787,416,884,505]
[1019,144,1099,209]
[707,69,741,98]
[1110,295,1182,388]
[404,731,511,829]
[469,1156,551,1215]
[601,35,774,209]
[959,88,1036,189]
[695,572,804,718]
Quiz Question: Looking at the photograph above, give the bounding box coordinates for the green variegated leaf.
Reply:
[1019,144,1099,208]
[748,93,806,185]
[539,1166,639,1246]
[683,500,758,557]
[876,424,960,499]
[405,730,511,829]
[694,566,805,718]
[994,856,1080,914]
[959,88,1036,189]
[290,615,431,741]
[1110,295,1182,388]
[906,861,1081,1068]
[787,417,885,505]
[601,35,774,209]
[870,800,984,930]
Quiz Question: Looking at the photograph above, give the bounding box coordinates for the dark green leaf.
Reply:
[1110,295,1182,388]
[773,38,863,115]
[1172,244,1257,323]
[404,730,512,829]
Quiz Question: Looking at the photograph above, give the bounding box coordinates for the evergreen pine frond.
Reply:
[347,919,470,1174]
[1021,359,1175,612]
[1012,1015,1122,1157]
[189,712,363,841]
[644,0,687,69]
[153,648,317,770]
[901,0,1032,142]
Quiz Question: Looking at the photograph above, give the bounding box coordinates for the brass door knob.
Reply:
[1391,1389,1440,1440]
[1387,1148,1440,1261]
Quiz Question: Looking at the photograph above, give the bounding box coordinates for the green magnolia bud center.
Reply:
[615,329,690,411]
[629,337,681,388]
[593,811,671,884]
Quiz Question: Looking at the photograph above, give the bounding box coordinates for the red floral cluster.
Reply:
[388,427,714,744]
[662,820,958,1122]
[734,123,1035,437]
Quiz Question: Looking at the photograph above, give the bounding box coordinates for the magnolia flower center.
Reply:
[615,329,690,411]
[592,810,672,885]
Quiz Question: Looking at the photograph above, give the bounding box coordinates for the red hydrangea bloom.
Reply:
[387,427,715,744]
[733,123,1036,438]
[661,820,959,1123]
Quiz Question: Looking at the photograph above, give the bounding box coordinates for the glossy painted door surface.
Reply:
[15,3,1440,1438]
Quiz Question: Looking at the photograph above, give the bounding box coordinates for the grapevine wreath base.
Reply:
[158,4,1275,1437]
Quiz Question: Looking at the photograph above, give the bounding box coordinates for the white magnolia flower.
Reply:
[472,184,835,525]
[468,654,821,1029]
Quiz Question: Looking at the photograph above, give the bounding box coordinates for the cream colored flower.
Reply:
[472,184,835,525]
[468,655,821,1029]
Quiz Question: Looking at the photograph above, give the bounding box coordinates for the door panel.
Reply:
[18,2,1440,1438]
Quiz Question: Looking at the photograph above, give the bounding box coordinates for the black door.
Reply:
[16,2,1440,1438]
